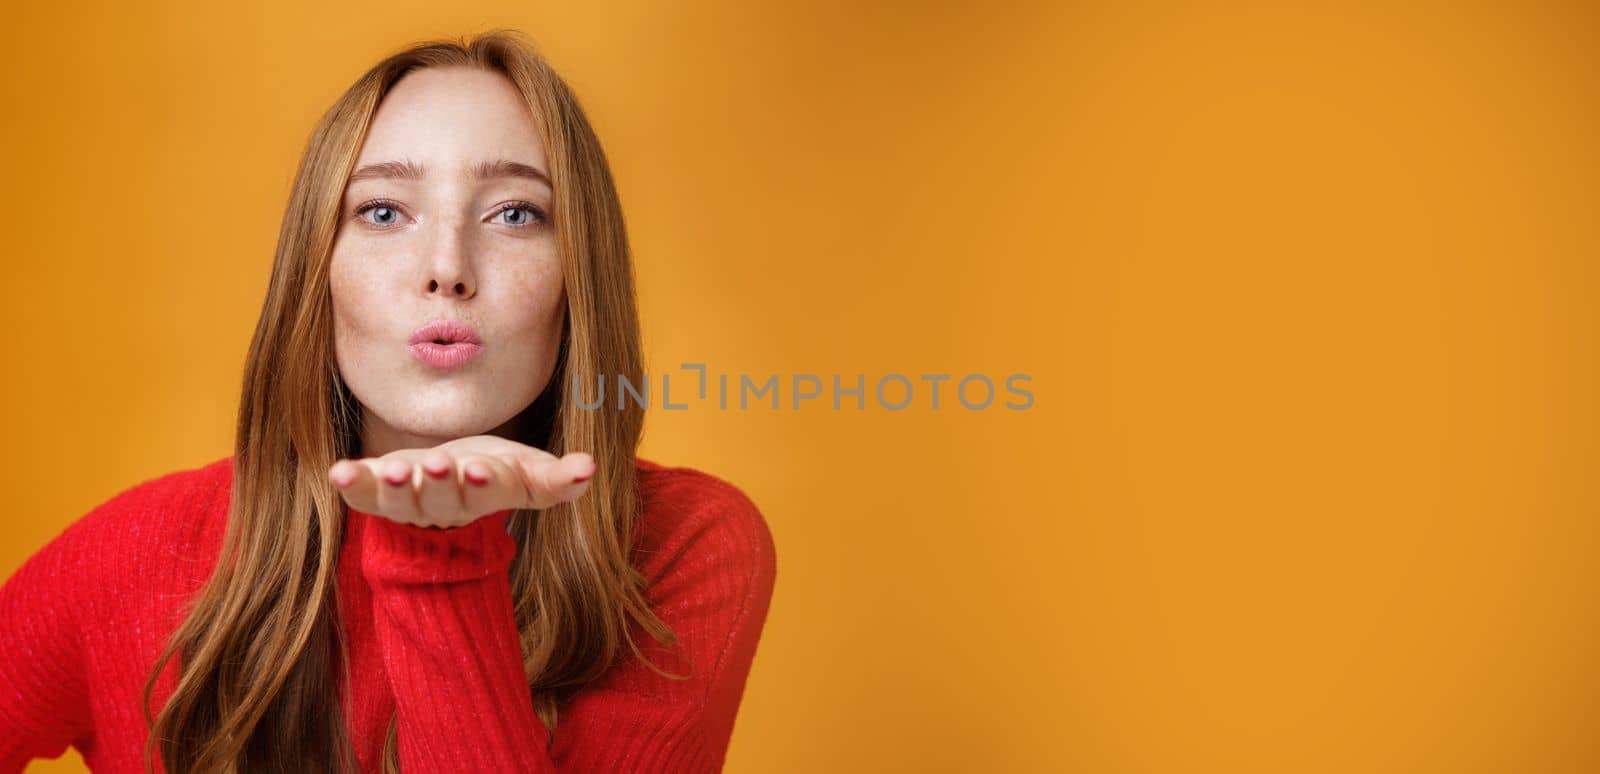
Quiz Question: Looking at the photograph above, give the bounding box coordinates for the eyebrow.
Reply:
[347,158,551,188]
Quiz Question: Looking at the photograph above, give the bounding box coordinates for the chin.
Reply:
[380,407,498,439]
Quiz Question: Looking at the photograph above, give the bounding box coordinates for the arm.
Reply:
[0,518,97,771]
[360,482,778,773]
[359,508,553,771]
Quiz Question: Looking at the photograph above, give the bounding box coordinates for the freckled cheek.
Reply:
[328,251,392,346]
[502,257,567,334]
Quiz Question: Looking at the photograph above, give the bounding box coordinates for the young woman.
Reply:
[0,29,777,773]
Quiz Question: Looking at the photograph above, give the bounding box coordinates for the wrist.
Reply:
[356,508,516,585]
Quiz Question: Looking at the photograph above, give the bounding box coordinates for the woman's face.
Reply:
[329,66,563,457]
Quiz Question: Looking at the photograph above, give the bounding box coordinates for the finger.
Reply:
[515,451,595,510]
[330,458,381,514]
[459,453,523,524]
[372,455,423,525]
[417,448,464,525]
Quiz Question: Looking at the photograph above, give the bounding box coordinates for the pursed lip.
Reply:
[408,319,483,346]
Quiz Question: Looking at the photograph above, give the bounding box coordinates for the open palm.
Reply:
[328,434,595,528]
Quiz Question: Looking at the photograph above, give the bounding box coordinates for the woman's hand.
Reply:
[327,434,596,528]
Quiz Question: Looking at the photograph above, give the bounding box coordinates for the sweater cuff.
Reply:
[357,508,516,585]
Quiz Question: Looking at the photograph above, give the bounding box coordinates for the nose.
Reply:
[429,274,471,297]
[423,221,476,299]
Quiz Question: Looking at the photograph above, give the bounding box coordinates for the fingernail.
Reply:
[571,472,591,484]
[424,464,449,479]
[465,463,490,485]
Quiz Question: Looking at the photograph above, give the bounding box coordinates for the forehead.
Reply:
[353,66,547,173]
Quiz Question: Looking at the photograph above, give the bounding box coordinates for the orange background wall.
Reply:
[2,2,1595,772]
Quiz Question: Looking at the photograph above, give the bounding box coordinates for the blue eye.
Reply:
[494,202,548,227]
[353,199,405,227]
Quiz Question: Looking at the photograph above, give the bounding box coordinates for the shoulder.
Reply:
[73,454,232,552]
[629,456,778,606]
[8,455,233,590]
[632,457,776,565]
[633,456,765,519]
[97,454,233,519]
[0,454,234,670]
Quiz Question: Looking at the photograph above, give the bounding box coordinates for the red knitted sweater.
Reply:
[0,454,777,772]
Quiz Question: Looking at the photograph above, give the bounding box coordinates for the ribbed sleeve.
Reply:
[355,507,555,772]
